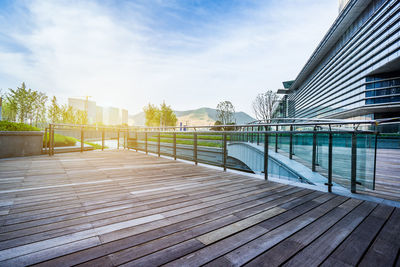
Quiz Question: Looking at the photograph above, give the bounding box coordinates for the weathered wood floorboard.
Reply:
[0,150,397,267]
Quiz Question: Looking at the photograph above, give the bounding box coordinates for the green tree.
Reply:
[7,82,35,123]
[1,84,48,124]
[32,92,48,126]
[60,104,76,124]
[143,102,177,127]
[160,102,177,127]
[216,101,236,125]
[48,96,61,123]
[75,110,88,125]
[143,103,160,127]
[1,89,17,121]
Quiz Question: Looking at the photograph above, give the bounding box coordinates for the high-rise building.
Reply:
[280,0,399,131]
[121,109,128,125]
[96,106,103,124]
[68,98,97,124]
[103,107,120,125]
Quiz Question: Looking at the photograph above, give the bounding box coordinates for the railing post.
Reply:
[312,126,317,171]
[173,132,176,160]
[289,125,293,159]
[127,129,130,150]
[264,132,268,180]
[124,130,126,149]
[327,133,333,192]
[51,125,55,156]
[135,131,138,152]
[373,132,378,190]
[117,129,119,150]
[145,132,148,155]
[44,127,48,154]
[101,128,105,151]
[194,132,198,165]
[275,125,278,153]
[158,131,161,157]
[81,126,84,153]
[223,133,227,171]
[257,126,260,145]
[48,125,52,156]
[351,133,357,193]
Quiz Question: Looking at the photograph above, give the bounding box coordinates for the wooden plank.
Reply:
[282,201,377,267]
[358,208,400,267]
[243,198,362,266]
[118,191,327,267]
[198,195,348,267]
[30,184,292,266]
[321,204,394,266]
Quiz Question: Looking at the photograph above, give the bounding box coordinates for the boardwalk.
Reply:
[0,150,398,266]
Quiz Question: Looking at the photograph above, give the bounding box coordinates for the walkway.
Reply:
[0,150,398,266]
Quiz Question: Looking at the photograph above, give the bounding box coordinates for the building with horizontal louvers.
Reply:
[281,0,400,128]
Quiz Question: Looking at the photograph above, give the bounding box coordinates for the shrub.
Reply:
[0,121,40,131]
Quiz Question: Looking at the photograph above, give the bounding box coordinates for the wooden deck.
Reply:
[370,148,400,201]
[0,150,398,266]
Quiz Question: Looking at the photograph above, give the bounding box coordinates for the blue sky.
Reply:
[0,0,338,115]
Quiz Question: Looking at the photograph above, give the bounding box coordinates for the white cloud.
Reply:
[0,0,338,116]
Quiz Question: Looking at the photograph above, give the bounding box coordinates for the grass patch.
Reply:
[158,134,230,141]
[43,132,77,147]
[68,137,108,149]
[82,141,106,149]
[148,137,222,148]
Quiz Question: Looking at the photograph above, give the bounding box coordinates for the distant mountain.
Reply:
[129,107,255,126]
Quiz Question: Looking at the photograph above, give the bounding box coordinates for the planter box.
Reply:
[0,131,44,158]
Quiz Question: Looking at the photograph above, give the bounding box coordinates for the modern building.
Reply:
[96,106,103,124]
[68,98,129,126]
[68,98,97,124]
[279,0,399,130]
[121,109,128,125]
[103,107,120,125]
[339,0,351,12]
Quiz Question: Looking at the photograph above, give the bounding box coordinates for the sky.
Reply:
[0,0,338,116]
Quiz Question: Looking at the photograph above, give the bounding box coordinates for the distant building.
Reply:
[103,107,120,125]
[121,109,128,125]
[68,98,96,124]
[96,106,103,124]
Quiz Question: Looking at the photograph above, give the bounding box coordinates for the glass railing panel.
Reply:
[146,132,158,154]
[278,133,290,156]
[160,142,173,157]
[198,132,224,167]
[331,133,352,190]
[268,134,276,150]
[292,133,313,165]
[175,132,194,161]
[135,132,146,151]
[356,134,376,190]
[226,133,256,172]
[51,127,82,148]
[316,133,330,172]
